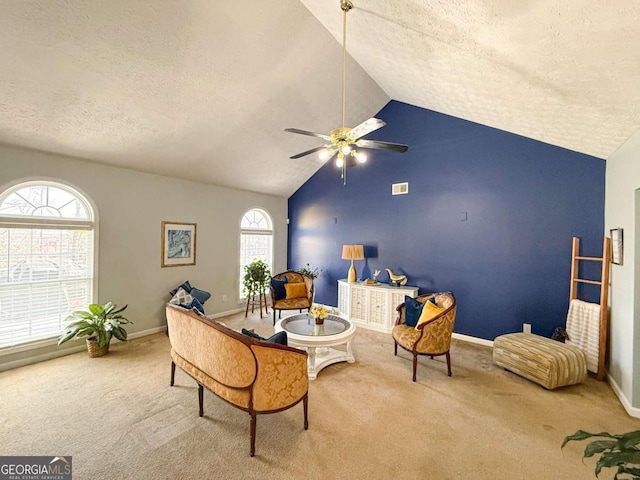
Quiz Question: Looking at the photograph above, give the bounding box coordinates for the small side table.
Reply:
[244,290,269,318]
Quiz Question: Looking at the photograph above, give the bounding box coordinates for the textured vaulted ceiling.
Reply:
[0,1,638,197]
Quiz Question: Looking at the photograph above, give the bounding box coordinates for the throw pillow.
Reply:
[404,296,437,327]
[285,282,307,299]
[183,297,205,315]
[190,287,211,304]
[415,301,445,329]
[271,277,288,301]
[170,287,193,305]
[266,331,288,345]
[169,280,192,296]
[240,328,288,346]
[404,296,425,327]
[241,328,262,340]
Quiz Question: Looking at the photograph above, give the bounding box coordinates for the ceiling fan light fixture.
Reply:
[318,149,332,160]
[284,0,408,185]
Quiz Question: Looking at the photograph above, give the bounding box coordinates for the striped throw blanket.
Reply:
[565,299,600,373]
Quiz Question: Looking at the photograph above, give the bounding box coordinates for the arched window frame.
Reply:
[239,208,273,299]
[0,179,97,352]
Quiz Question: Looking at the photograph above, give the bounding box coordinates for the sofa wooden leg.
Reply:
[412,354,418,382]
[303,394,309,430]
[250,413,257,457]
[170,361,176,386]
[446,351,452,377]
[273,309,276,325]
[394,342,398,356]
[198,384,204,417]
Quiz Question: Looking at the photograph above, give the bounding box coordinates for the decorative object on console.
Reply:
[161,221,196,267]
[284,0,408,186]
[58,302,131,358]
[386,268,407,286]
[310,304,329,325]
[342,244,364,283]
[372,269,380,283]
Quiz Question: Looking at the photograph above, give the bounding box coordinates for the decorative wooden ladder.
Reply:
[569,236,611,381]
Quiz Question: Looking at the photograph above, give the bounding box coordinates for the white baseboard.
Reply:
[122,326,167,340]
[606,373,640,418]
[0,344,87,372]
[206,307,244,320]
[452,332,494,348]
[0,326,168,372]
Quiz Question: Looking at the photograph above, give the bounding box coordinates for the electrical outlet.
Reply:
[523,323,531,334]
[222,294,227,302]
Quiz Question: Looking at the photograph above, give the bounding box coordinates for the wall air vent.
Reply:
[392,182,409,195]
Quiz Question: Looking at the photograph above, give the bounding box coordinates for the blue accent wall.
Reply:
[288,101,605,341]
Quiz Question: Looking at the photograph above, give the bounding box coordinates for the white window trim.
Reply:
[0,178,99,351]
[239,208,274,301]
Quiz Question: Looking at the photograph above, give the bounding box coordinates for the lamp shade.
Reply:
[342,244,364,260]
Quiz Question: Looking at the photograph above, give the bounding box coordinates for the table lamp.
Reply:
[342,244,364,283]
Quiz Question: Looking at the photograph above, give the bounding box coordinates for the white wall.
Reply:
[0,144,287,369]
[605,128,640,411]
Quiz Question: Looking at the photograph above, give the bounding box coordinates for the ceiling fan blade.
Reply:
[347,118,386,140]
[285,128,331,141]
[290,146,329,159]
[356,139,409,153]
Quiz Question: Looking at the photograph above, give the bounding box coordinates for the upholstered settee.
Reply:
[165,304,309,456]
[269,270,314,325]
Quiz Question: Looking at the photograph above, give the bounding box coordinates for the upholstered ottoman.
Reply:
[493,333,587,389]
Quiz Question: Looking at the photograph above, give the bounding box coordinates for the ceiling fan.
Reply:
[285,0,408,185]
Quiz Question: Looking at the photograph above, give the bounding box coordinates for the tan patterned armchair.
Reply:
[392,292,457,382]
[269,270,314,325]
[166,304,309,457]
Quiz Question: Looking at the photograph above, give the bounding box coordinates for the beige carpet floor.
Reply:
[1,309,639,480]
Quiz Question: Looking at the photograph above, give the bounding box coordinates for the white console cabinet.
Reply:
[337,279,419,333]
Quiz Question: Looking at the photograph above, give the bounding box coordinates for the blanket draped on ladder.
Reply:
[565,299,600,373]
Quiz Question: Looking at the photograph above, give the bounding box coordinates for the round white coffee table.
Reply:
[275,313,356,380]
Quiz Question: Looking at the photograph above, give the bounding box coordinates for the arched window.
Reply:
[239,208,273,298]
[0,181,95,349]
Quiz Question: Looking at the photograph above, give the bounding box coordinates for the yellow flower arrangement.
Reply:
[310,304,328,324]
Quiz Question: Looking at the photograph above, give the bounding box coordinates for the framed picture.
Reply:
[161,221,197,267]
[611,228,623,265]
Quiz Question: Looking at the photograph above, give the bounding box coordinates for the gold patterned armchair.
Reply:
[269,270,314,325]
[392,292,457,382]
[166,304,309,456]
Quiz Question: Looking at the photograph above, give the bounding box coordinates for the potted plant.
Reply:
[58,302,131,357]
[242,259,271,297]
[562,429,640,478]
[298,263,321,280]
